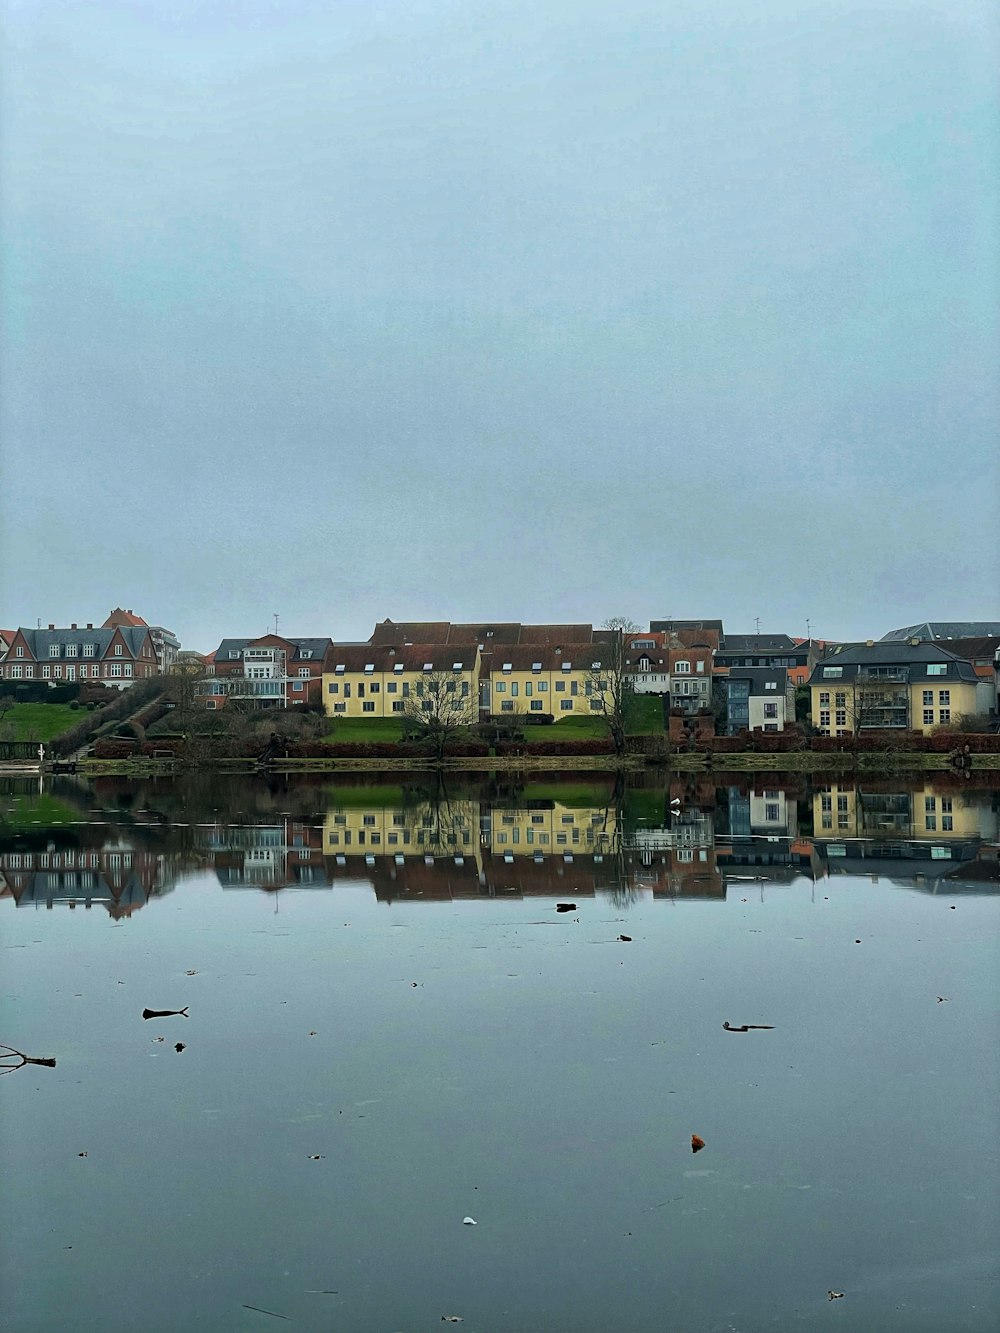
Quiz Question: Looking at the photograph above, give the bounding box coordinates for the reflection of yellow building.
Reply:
[323,645,479,719]
[812,785,981,838]
[323,800,480,859]
[487,803,617,854]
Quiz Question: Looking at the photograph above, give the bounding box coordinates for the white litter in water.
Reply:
[462,1217,477,1225]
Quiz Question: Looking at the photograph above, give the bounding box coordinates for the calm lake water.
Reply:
[2,771,999,1333]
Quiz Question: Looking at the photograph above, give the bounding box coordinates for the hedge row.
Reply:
[50,680,163,757]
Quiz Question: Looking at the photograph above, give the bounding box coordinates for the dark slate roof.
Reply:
[719,634,798,652]
[928,637,1000,663]
[3,626,153,661]
[725,667,789,694]
[650,619,725,633]
[881,622,1000,641]
[213,636,331,662]
[807,642,979,684]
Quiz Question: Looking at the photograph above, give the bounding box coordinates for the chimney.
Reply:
[48,623,55,630]
[910,637,920,646]
[87,623,93,630]
[866,639,873,647]
[71,623,77,630]
[127,609,132,615]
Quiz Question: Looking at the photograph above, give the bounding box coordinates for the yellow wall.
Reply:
[488,665,607,717]
[809,680,978,736]
[489,802,617,854]
[323,664,479,719]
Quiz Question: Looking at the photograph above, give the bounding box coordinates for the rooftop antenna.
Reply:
[273,612,279,636]
[754,616,761,636]
[806,617,812,640]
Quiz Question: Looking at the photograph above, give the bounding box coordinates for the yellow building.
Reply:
[487,801,618,855]
[808,643,980,737]
[322,645,479,720]
[482,644,617,719]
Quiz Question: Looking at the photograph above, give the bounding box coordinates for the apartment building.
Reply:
[808,642,979,736]
[200,634,332,708]
[322,645,479,719]
[0,624,159,687]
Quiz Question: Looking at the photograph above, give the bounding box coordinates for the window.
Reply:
[111,663,124,677]
[923,709,934,725]
[421,700,432,712]
[823,666,843,678]
[922,690,933,706]
[590,698,602,710]
[66,643,78,657]
[925,816,936,830]
[536,680,547,692]
[123,663,132,677]
[561,661,571,672]
[531,662,542,673]
[765,681,777,690]
[560,700,573,711]
[530,699,543,711]
[927,664,947,676]
[938,690,950,705]
[502,662,512,673]
[24,666,33,678]
[820,711,830,726]
[524,682,532,696]
[363,815,376,826]
[821,795,832,812]
[14,646,23,657]
[941,798,952,813]
[392,701,404,712]
[10,665,22,678]
[835,692,846,707]
[696,660,705,672]
[42,665,50,678]
[334,703,346,713]
[364,663,374,675]
[298,668,311,678]
[369,682,380,693]
[837,795,849,812]
[674,661,690,673]
[114,644,122,656]
[494,681,505,693]
[819,691,830,705]
[925,796,936,812]
[939,709,950,723]
[49,645,60,657]
[763,703,778,718]
[555,680,565,692]
[835,710,846,726]
[327,682,338,694]
[387,681,397,693]
[765,803,780,821]
[821,814,833,829]
[510,682,518,696]
[501,700,514,712]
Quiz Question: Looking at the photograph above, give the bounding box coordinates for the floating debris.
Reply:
[174,1043,186,1053]
[307,1155,324,1161]
[241,1304,291,1321]
[77,1152,87,1157]
[937,996,949,1003]
[618,934,632,943]
[691,1135,706,1154]
[828,1290,845,1300]
[442,1318,464,1323]
[556,903,577,913]
[462,1216,477,1225]
[723,1022,774,1032]
[142,1007,189,1020]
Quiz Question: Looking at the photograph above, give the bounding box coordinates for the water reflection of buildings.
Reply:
[0,844,175,916]
[200,819,328,890]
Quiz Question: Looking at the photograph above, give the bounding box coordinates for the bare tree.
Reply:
[587,618,640,757]
[402,670,477,761]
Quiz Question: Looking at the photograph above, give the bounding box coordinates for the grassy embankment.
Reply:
[319,694,664,745]
[3,703,81,742]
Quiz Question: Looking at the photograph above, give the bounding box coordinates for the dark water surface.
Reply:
[2,772,999,1332]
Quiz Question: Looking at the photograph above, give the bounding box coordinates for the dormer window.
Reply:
[300,650,312,659]
[927,664,948,676]
[15,646,23,657]
[364,663,375,674]
[423,663,433,672]
[335,664,345,675]
[49,645,60,657]
[66,643,78,657]
[502,663,512,673]
[229,650,241,659]
[83,643,94,657]
[561,661,571,672]
[531,662,542,673]
[393,663,403,673]
[114,645,123,656]
[674,661,690,674]
[452,662,463,672]
[822,666,843,678]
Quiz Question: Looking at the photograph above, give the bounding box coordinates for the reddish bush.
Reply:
[92,739,139,759]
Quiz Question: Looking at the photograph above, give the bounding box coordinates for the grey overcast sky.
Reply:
[1,0,998,651]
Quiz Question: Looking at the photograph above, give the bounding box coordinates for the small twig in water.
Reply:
[241,1303,291,1320]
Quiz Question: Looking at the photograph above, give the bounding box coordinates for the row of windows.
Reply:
[5,662,134,679]
[922,709,951,724]
[328,830,473,846]
[327,680,470,697]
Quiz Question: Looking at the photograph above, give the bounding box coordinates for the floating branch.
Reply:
[0,1044,57,1075]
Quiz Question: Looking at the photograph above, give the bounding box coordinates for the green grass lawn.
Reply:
[326,783,409,807]
[528,715,610,740]
[322,716,407,743]
[3,702,81,742]
[521,781,615,807]
[626,694,666,735]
